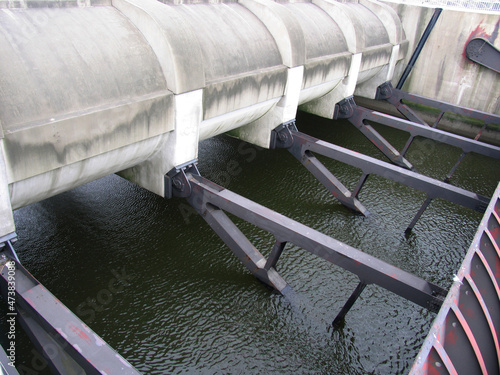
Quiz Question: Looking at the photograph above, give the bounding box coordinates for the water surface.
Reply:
[2,113,499,374]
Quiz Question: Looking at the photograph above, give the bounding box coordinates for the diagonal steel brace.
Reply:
[272,121,490,216]
[0,242,140,375]
[166,163,447,324]
[271,121,369,215]
[376,81,500,131]
[334,97,414,169]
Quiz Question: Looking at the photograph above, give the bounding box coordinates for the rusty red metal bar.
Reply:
[410,183,500,375]
[166,163,448,325]
[0,241,140,375]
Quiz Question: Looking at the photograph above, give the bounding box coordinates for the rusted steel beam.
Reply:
[273,122,490,214]
[410,183,500,375]
[0,242,140,375]
[167,164,447,318]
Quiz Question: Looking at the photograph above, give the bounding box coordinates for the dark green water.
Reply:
[2,112,499,374]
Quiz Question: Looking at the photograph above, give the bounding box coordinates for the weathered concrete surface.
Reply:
[0,0,408,238]
[232,0,409,146]
[299,0,408,118]
[0,4,174,214]
[384,1,500,115]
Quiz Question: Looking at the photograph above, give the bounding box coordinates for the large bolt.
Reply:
[278,131,288,143]
[172,177,183,190]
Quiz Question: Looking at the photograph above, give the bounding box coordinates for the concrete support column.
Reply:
[119,90,203,197]
[0,140,15,239]
[229,66,304,148]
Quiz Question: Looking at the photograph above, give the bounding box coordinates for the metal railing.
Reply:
[380,0,500,12]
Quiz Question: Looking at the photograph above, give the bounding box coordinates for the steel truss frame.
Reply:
[333,93,500,171]
[271,121,490,219]
[0,240,140,375]
[165,162,447,327]
[332,89,500,232]
[376,82,500,129]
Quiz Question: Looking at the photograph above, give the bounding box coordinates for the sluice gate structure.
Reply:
[0,0,499,373]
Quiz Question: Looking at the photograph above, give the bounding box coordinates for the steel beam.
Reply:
[0,344,20,375]
[377,82,500,130]
[273,122,490,215]
[167,164,447,324]
[0,241,141,375]
[356,101,500,160]
[272,123,369,215]
[334,97,414,169]
[396,8,443,91]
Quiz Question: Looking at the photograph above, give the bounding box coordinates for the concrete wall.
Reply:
[383,1,500,115]
[0,0,408,239]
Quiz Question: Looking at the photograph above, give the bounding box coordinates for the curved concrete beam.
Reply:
[0,5,174,184]
[312,0,361,53]
[239,0,306,68]
[359,0,406,45]
[113,0,205,94]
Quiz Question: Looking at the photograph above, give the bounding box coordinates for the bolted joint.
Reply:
[270,120,297,149]
[333,96,356,119]
[164,160,200,199]
[375,81,394,101]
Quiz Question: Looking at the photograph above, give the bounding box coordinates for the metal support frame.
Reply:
[332,92,500,232]
[273,122,489,210]
[166,162,447,326]
[334,97,414,169]
[376,81,500,131]
[271,121,369,215]
[334,95,500,168]
[271,121,490,236]
[0,241,140,375]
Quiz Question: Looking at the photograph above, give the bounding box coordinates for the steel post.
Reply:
[396,8,443,90]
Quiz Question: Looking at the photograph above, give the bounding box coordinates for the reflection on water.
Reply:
[1,113,499,374]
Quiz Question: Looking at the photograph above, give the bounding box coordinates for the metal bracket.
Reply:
[466,38,500,73]
[333,96,356,120]
[270,120,296,149]
[165,160,199,199]
[333,96,414,169]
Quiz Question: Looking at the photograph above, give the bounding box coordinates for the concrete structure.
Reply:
[0,0,409,241]
[381,0,500,115]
